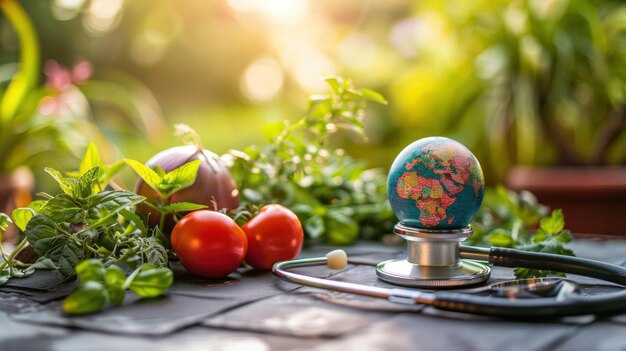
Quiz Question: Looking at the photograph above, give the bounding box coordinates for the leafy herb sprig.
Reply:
[225,77,395,245]
[0,143,183,314]
[470,186,575,278]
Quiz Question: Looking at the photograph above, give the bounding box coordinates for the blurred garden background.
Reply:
[1,0,626,235]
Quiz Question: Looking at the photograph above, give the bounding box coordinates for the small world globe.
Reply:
[387,137,485,229]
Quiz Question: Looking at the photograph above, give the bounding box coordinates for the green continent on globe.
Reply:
[395,143,482,227]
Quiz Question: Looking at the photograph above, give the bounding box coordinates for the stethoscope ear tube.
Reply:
[431,288,626,318]
[487,247,626,286]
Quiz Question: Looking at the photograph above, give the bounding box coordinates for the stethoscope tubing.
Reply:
[273,246,626,318]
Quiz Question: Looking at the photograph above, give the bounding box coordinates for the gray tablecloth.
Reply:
[1,238,625,351]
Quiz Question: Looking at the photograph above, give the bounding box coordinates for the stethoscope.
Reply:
[273,241,626,318]
[272,137,626,319]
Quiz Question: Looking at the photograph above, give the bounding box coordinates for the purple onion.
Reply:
[135,145,240,233]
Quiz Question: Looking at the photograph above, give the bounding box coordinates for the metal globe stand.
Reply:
[376,223,491,288]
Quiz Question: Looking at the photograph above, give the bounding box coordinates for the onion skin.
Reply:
[135,145,240,233]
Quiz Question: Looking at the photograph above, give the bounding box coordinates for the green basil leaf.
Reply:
[104,265,126,287]
[124,159,163,193]
[25,215,86,277]
[161,202,208,213]
[162,159,201,192]
[12,207,36,231]
[106,284,125,306]
[63,281,108,315]
[128,265,173,298]
[75,259,105,283]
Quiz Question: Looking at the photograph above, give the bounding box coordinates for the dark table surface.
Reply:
[1,238,626,351]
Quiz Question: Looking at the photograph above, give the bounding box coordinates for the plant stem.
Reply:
[159,196,169,231]
[0,237,29,271]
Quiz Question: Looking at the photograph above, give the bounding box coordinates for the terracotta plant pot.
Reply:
[507,166,626,236]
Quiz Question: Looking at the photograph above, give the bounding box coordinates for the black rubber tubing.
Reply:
[431,247,626,318]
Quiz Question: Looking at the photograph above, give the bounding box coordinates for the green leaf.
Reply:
[25,215,86,277]
[104,265,127,305]
[324,76,341,94]
[39,194,83,222]
[137,237,169,267]
[128,265,173,298]
[75,259,105,283]
[106,284,125,306]
[63,281,108,315]
[304,215,324,239]
[161,202,208,213]
[12,208,36,231]
[45,167,79,197]
[104,265,126,286]
[540,209,565,234]
[163,159,202,192]
[77,166,101,198]
[118,209,147,233]
[79,142,104,174]
[84,191,145,230]
[487,229,514,247]
[556,230,573,243]
[358,88,388,105]
[124,159,163,193]
[325,211,359,245]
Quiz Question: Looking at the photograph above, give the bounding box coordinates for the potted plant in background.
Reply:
[390,0,626,235]
[0,0,166,241]
[473,0,626,235]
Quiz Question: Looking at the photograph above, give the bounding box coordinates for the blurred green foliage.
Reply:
[389,0,626,180]
[225,77,394,245]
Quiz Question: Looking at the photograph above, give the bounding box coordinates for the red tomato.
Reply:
[243,205,304,270]
[171,210,247,278]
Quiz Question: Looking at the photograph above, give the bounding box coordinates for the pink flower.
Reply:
[40,59,93,116]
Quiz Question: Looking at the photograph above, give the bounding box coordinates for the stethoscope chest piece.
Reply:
[376,224,491,288]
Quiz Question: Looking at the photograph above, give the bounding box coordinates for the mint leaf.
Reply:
[83,191,144,231]
[124,159,163,192]
[25,215,86,277]
[540,209,564,234]
[79,142,104,174]
[45,168,80,197]
[78,167,100,198]
[163,159,201,192]
[162,202,207,213]
[40,194,84,222]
